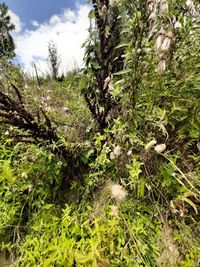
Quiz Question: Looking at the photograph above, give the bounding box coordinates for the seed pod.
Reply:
[155,29,166,52]
[160,0,169,15]
[157,59,166,74]
[101,5,108,19]
[147,0,155,12]
[103,76,111,89]
[149,12,157,23]
[160,31,173,52]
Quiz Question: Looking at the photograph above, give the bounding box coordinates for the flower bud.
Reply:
[145,139,157,151]
[103,76,111,89]
[174,21,182,30]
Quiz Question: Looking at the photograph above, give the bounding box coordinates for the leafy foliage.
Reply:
[0,2,15,58]
[0,0,200,266]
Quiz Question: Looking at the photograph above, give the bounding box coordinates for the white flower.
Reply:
[110,205,118,217]
[127,150,132,156]
[111,184,127,201]
[160,0,169,15]
[186,0,193,7]
[174,21,182,30]
[154,144,166,153]
[4,130,9,136]
[21,172,28,178]
[63,107,69,113]
[145,139,157,150]
[113,145,122,157]
[110,152,116,160]
[157,59,166,74]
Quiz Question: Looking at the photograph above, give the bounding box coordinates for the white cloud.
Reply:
[13,4,90,75]
[8,10,22,33]
[31,20,40,28]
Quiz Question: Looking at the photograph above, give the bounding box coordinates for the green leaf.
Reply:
[113,69,131,76]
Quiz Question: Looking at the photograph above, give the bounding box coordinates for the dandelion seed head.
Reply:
[111,184,127,201]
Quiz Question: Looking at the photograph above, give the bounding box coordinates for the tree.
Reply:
[82,0,124,132]
[48,41,61,81]
[0,2,15,58]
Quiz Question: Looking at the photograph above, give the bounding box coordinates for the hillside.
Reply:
[0,1,200,266]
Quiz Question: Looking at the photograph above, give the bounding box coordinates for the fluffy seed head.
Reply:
[186,0,193,7]
[111,184,127,201]
[154,144,166,153]
[113,145,122,157]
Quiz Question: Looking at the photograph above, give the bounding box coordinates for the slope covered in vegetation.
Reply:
[0,0,200,266]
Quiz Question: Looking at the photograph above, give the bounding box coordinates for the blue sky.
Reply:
[0,1,90,75]
[2,0,88,29]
